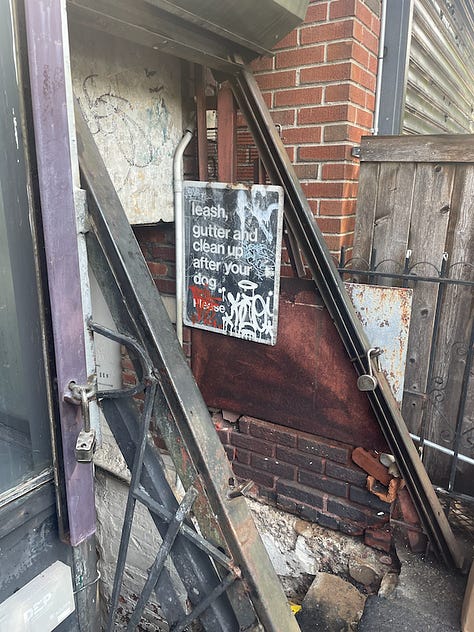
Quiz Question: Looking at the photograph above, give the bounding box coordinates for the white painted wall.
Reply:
[70,27,182,223]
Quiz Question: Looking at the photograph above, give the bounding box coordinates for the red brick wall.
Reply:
[250,0,381,255]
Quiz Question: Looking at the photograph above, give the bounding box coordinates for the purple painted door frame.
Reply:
[24,0,95,545]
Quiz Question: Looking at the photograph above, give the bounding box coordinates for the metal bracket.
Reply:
[351,145,361,158]
[357,347,383,392]
[65,375,97,462]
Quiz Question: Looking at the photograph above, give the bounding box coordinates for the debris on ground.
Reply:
[296,571,366,631]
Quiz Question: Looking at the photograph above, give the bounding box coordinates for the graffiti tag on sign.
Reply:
[183,182,284,345]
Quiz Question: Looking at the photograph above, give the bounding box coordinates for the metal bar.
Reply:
[171,573,238,632]
[368,248,377,285]
[402,249,412,287]
[375,0,413,135]
[336,266,474,287]
[418,253,449,456]
[107,381,158,631]
[89,320,154,377]
[435,487,474,506]
[285,222,306,278]
[127,486,199,630]
[410,434,474,467]
[134,487,235,571]
[228,66,463,570]
[447,316,474,491]
[76,98,301,631]
[339,246,347,270]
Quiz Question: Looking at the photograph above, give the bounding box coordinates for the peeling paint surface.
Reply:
[70,28,182,223]
[345,283,413,405]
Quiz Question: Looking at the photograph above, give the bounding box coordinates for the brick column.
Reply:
[251,0,381,255]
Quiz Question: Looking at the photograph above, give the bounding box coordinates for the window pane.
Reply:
[0,15,52,494]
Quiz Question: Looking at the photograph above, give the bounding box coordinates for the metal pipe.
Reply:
[410,434,474,467]
[174,126,194,346]
[372,0,387,135]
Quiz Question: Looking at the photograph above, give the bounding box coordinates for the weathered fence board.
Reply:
[373,163,416,281]
[352,136,474,493]
[360,135,474,163]
[424,165,474,485]
[401,163,456,437]
[353,161,379,265]
[407,164,455,263]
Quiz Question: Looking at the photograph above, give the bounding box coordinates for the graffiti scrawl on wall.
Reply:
[183,182,284,345]
[70,29,182,223]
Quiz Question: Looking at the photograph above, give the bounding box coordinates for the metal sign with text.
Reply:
[183,181,284,345]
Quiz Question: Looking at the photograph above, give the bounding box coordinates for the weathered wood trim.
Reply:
[0,482,56,542]
[195,64,208,181]
[217,83,237,181]
[360,135,474,163]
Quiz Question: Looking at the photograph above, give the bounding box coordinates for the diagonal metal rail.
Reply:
[75,101,301,631]
[228,66,464,570]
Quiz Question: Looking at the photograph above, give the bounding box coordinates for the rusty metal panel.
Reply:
[70,26,182,223]
[192,278,388,451]
[345,283,413,406]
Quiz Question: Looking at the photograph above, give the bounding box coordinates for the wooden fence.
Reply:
[350,135,474,496]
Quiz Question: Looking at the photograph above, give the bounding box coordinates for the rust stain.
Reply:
[345,282,412,405]
[192,278,388,451]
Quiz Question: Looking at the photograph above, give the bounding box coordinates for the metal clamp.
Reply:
[227,480,254,500]
[65,376,97,462]
[357,347,382,392]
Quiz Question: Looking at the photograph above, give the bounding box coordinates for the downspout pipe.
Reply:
[372,0,387,135]
[174,126,195,346]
